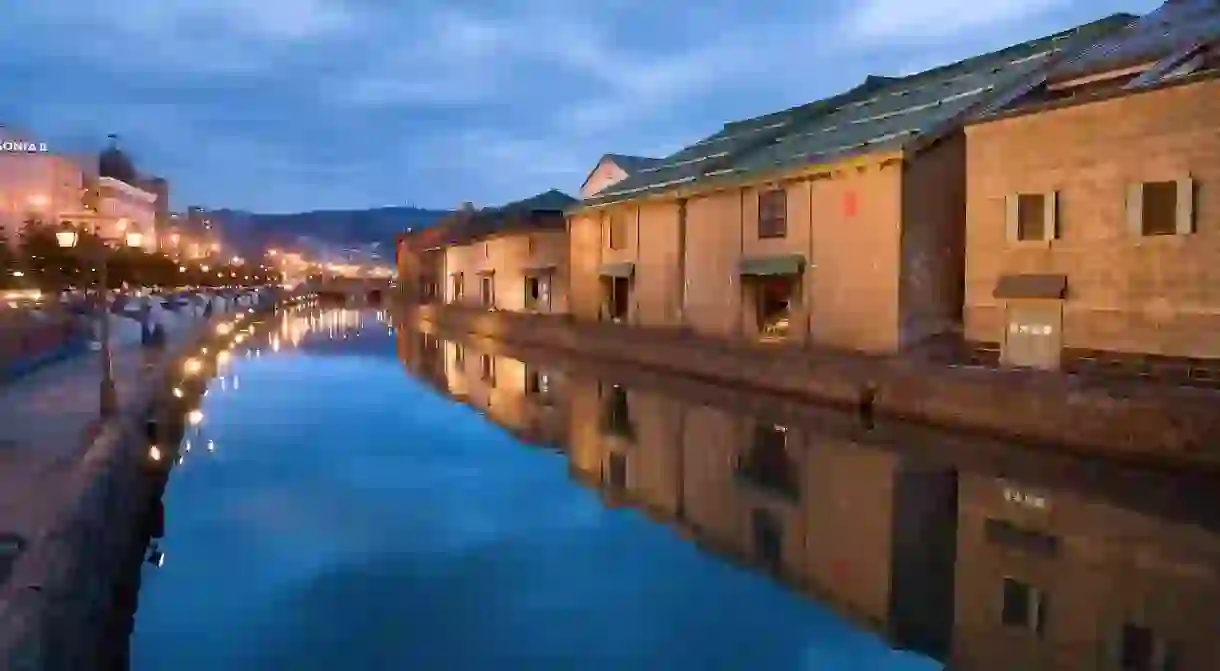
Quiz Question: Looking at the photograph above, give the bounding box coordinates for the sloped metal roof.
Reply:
[1052,0,1220,83]
[580,14,1133,209]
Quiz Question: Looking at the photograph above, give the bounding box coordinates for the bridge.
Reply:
[303,277,394,302]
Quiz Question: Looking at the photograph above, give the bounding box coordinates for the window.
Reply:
[1129,179,1193,237]
[1005,192,1057,242]
[1001,578,1046,635]
[758,189,787,238]
[480,354,495,384]
[526,368,550,396]
[737,424,799,500]
[1017,194,1046,240]
[524,276,541,310]
[480,276,494,308]
[609,212,628,250]
[451,273,464,301]
[1142,181,1178,236]
[752,508,783,571]
[453,343,465,365]
[607,452,628,490]
[599,384,633,439]
[1120,623,1179,671]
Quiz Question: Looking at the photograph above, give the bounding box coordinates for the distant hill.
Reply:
[207,206,450,259]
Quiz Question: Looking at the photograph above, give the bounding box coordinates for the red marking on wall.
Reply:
[843,191,858,217]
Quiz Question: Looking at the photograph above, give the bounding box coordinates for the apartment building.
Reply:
[965,0,1220,369]
[400,189,576,314]
[565,15,1133,353]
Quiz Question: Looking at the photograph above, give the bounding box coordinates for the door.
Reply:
[611,277,630,321]
[1002,302,1063,370]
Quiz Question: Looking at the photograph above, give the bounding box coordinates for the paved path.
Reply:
[0,314,202,541]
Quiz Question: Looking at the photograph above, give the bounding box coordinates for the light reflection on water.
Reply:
[132,307,1220,671]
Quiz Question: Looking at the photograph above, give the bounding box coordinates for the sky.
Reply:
[0,0,1163,214]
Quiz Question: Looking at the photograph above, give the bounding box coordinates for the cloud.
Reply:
[1,0,1165,211]
[839,0,1072,44]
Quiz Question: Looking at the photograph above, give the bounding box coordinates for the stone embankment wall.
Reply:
[0,295,282,670]
[403,304,1220,471]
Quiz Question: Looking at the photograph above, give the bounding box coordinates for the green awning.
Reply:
[599,262,635,278]
[523,265,556,277]
[739,253,806,276]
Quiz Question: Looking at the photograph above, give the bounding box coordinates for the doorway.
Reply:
[604,276,630,322]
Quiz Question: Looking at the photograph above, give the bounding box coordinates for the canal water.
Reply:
[130,306,1220,670]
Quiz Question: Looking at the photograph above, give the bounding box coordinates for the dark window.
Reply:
[984,519,1059,557]
[752,508,783,571]
[451,273,464,300]
[480,276,493,307]
[525,368,550,396]
[1017,193,1046,241]
[607,452,628,489]
[524,276,541,309]
[480,354,495,385]
[1001,578,1046,635]
[737,424,799,500]
[758,189,788,238]
[1142,181,1178,236]
[609,213,627,250]
[453,343,464,365]
[599,384,633,439]
[1120,623,1178,671]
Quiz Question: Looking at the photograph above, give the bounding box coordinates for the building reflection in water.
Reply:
[394,322,1220,671]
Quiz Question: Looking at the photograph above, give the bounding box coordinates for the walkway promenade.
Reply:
[0,314,197,565]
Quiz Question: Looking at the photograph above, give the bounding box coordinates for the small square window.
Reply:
[759,189,787,238]
[1017,193,1046,241]
[1142,181,1177,236]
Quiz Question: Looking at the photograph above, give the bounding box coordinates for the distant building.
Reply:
[399,189,576,311]
[0,124,85,248]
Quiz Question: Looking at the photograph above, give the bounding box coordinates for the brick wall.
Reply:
[965,75,1220,358]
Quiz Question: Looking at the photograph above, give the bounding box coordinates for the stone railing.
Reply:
[404,304,1220,470]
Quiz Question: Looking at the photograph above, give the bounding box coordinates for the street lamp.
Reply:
[56,220,142,417]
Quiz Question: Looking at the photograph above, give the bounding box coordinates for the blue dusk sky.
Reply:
[1,0,1161,213]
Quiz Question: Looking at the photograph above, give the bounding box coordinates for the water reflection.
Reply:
[395,321,1220,671]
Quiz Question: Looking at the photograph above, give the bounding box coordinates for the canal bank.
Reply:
[398,304,1220,472]
[0,294,290,670]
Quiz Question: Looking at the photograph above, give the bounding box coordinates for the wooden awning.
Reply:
[599,262,635,278]
[993,273,1067,299]
[740,253,806,276]
[523,265,556,277]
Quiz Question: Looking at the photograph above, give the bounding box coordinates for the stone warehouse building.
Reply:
[965,0,1220,370]
[398,190,576,313]
[565,15,1134,353]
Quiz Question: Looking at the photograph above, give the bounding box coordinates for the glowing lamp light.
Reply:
[172,387,184,398]
[183,358,203,375]
[55,225,79,249]
[125,231,144,248]
[149,446,162,461]
[187,409,204,425]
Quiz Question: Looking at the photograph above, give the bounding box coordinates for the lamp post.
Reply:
[56,222,144,417]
